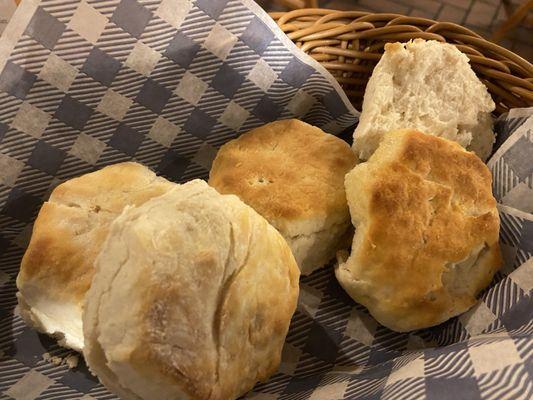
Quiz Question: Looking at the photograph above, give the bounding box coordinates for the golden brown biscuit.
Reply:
[83,180,299,400]
[336,129,501,332]
[16,162,175,350]
[209,119,356,275]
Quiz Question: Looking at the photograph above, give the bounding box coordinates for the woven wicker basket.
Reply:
[270,9,533,115]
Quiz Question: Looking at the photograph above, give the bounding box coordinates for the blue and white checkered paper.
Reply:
[0,0,531,399]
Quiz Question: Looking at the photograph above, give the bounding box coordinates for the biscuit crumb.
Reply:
[43,352,63,366]
[43,352,79,368]
[66,354,79,369]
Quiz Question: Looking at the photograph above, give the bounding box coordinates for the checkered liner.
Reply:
[0,0,531,398]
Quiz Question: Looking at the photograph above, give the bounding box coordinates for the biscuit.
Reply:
[337,129,501,331]
[353,40,495,161]
[83,180,299,400]
[209,119,356,275]
[16,162,175,350]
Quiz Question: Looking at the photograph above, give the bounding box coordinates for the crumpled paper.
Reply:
[0,0,531,399]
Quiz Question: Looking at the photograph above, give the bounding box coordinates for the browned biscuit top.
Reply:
[209,119,356,233]
[337,129,501,332]
[18,162,175,303]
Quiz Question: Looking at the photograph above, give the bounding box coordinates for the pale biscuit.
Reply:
[353,40,495,161]
[83,180,299,400]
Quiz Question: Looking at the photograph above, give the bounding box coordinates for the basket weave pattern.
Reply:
[271,9,533,114]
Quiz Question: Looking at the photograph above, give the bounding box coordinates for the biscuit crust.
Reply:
[337,129,501,332]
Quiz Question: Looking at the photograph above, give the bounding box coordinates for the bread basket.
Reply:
[270,8,533,115]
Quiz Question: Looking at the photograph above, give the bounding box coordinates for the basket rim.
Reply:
[272,9,532,69]
[270,8,533,113]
